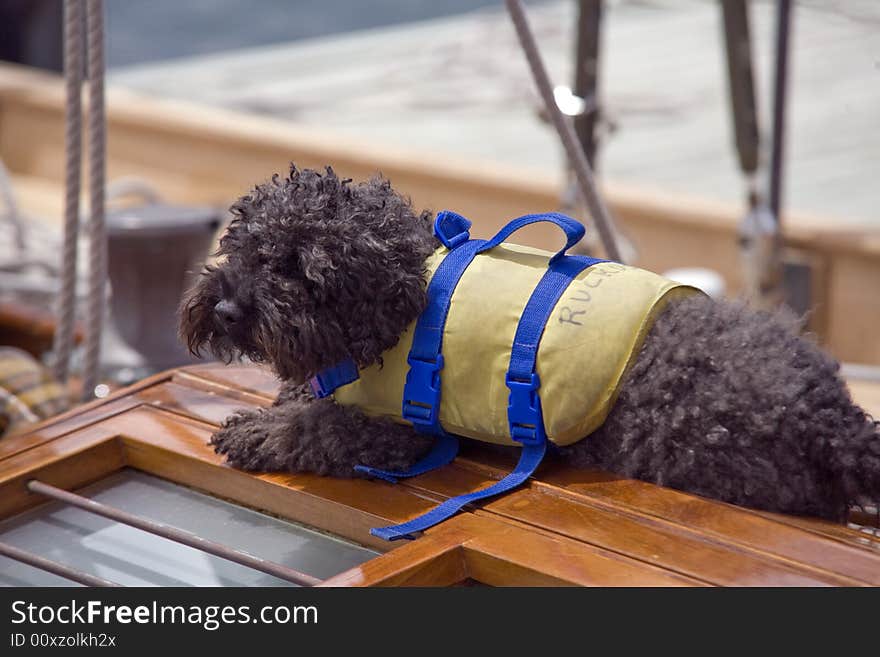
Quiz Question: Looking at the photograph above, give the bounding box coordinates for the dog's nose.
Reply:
[214,299,242,326]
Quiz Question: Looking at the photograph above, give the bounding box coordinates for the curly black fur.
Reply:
[560,296,880,520]
[180,165,436,382]
[211,382,434,477]
[181,164,880,522]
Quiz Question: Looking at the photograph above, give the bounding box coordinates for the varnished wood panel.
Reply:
[0,428,124,519]
[483,489,863,586]
[320,538,467,587]
[179,363,282,399]
[134,380,267,427]
[2,362,880,586]
[523,466,880,575]
[453,515,702,587]
[755,510,880,553]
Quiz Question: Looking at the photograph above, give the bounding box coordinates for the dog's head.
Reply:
[179,165,437,382]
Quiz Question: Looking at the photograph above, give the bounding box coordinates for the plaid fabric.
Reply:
[0,347,69,437]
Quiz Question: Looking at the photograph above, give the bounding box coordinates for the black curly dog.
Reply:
[180,165,880,522]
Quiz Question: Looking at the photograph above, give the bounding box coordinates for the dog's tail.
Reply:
[828,410,880,518]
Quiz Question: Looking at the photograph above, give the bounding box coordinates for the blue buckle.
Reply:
[505,372,546,446]
[402,354,444,430]
[433,211,472,250]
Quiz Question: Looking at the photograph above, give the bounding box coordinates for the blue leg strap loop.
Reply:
[370,438,547,541]
[355,433,459,484]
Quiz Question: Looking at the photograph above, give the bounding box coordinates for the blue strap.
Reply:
[505,254,604,445]
[477,212,585,264]
[350,211,473,481]
[507,255,606,385]
[402,240,485,433]
[354,433,459,484]
[371,439,547,540]
[309,358,359,398]
[402,211,482,434]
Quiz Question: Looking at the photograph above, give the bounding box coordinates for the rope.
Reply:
[504,0,624,264]
[52,0,84,386]
[81,0,107,402]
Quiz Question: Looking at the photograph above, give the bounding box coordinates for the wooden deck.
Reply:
[1,362,879,586]
[111,0,880,228]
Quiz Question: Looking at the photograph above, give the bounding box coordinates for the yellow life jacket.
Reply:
[331,235,697,447]
[309,210,700,540]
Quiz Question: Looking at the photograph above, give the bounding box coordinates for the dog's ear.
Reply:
[287,172,437,367]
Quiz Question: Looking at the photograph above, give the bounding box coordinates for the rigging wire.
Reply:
[504,0,624,263]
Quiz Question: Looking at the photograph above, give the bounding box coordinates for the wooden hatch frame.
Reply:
[2,362,880,587]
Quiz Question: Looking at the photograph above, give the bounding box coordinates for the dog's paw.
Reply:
[209,409,274,470]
